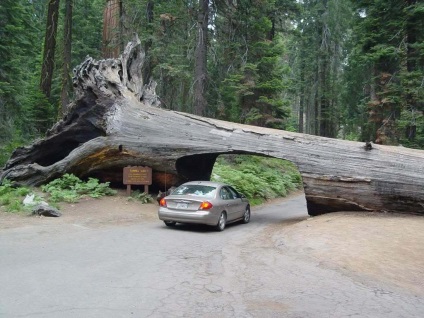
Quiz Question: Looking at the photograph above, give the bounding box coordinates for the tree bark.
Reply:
[40,0,60,98]
[318,0,333,138]
[193,0,209,116]
[404,0,420,141]
[142,0,154,84]
[298,54,305,133]
[102,0,122,58]
[1,36,424,216]
[60,0,73,116]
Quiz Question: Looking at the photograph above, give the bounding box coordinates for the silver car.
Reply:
[158,181,250,231]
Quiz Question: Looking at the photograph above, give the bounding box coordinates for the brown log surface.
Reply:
[1,36,424,216]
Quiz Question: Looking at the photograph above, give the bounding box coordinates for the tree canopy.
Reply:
[0,0,423,166]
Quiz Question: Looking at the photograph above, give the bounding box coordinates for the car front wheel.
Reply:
[215,212,227,231]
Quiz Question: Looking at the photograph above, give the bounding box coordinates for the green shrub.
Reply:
[0,138,26,168]
[212,155,302,205]
[128,190,154,204]
[41,174,117,203]
[16,187,31,196]
[7,199,23,212]
[0,179,35,213]
[0,193,12,205]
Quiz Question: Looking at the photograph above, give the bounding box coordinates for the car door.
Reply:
[227,186,245,218]
[219,186,238,221]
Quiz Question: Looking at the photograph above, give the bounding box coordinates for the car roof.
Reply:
[180,181,228,188]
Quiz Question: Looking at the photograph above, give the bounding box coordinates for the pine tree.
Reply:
[193,0,209,116]
[399,0,424,148]
[0,0,41,141]
[347,0,424,147]
[40,0,60,99]
[212,0,298,128]
[123,1,196,112]
[294,0,352,137]
[71,0,103,64]
[103,0,123,58]
[60,0,73,115]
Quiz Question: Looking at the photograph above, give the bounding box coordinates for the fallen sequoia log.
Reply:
[1,36,424,216]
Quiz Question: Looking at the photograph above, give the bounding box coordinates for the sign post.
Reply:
[123,166,152,195]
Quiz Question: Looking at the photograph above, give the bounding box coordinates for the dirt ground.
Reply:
[267,211,424,296]
[1,190,423,296]
[0,190,159,229]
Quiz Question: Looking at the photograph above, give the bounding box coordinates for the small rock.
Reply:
[32,204,62,217]
[205,284,222,293]
[23,194,36,206]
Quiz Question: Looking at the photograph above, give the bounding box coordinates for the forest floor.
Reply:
[1,190,423,296]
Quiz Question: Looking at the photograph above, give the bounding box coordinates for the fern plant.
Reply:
[0,179,33,212]
[128,190,154,204]
[41,174,117,203]
[212,155,302,205]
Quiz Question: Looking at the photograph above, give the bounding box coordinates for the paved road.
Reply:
[1,195,423,317]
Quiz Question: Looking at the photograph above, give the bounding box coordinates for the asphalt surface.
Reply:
[1,194,423,318]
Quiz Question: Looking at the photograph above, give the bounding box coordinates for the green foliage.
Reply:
[7,200,24,213]
[397,109,424,149]
[218,36,293,127]
[70,0,103,64]
[292,0,353,137]
[0,136,27,168]
[344,0,424,146]
[1,0,423,169]
[25,87,56,134]
[128,190,154,204]
[212,155,302,205]
[41,174,117,203]
[0,0,41,142]
[0,179,33,213]
[123,0,195,112]
[1,0,105,145]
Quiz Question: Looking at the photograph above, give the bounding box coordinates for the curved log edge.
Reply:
[1,35,424,216]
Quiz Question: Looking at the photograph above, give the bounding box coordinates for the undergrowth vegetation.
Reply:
[128,190,154,204]
[0,179,33,212]
[41,174,117,203]
[212,155,302,205]
[1,156,301,213]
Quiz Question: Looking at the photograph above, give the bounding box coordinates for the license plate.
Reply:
[176,203,188,209]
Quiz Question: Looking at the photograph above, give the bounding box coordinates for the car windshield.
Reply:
[171,185,216,198]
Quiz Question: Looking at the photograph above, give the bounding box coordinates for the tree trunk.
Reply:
[318,0,332,138]
[404,0,420,141]
[40,0,60,99]
[142,0,154,84]
[298,55,305,133]
[1,36,424,216]
[102,0,122,58]
[319,56,329,137]
[193,0,209,116]
[60,0,73,117]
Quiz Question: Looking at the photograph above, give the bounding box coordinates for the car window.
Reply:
[227,186,240,199]
[171,185,216,198]
[220,187,232,200]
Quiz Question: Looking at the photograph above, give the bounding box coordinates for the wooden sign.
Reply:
[123,166,152,195]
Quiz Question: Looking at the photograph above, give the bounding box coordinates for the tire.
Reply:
[215,212,227,231]
[241,206,251,224]
[164,221,176,227]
